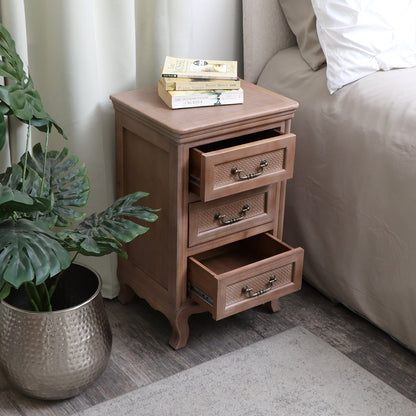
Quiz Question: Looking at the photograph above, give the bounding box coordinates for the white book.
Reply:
[158,81,243,109]
[161,56,238,80]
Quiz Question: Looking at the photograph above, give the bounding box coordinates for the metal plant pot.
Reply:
[0,264,112,400]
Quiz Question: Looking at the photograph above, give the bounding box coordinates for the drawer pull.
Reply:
[214,204,250,225]
[231,160,268,180]
[242,275,277,298]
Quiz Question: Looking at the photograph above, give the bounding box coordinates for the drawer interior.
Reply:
[193,129,282,154]
[192,233,289,275]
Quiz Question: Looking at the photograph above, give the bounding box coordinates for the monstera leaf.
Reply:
[23,143,90,226]
[0,24,26,83]
[0,218,71,291]
[0,23,67,151]
[0,184,52,222]
[59,191,159,257]
[0,144,89,225]
[0,164,53,221]
[4,78,48,121]
[0,115,6,151]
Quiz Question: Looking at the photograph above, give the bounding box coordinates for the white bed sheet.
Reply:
[258,47,416,351]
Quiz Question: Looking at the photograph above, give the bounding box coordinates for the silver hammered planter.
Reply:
[0,264,112,400]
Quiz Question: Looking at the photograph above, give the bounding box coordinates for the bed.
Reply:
[243,0,416,352]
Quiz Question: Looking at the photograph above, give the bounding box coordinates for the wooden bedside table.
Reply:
[110,80,304,349]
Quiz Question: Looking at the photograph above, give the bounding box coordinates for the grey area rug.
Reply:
[78,327,416,416]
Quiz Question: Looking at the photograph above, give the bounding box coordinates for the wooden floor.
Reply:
[1,281,415,415]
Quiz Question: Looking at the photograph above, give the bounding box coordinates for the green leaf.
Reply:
[0,60,20,80]
[0,183,32,205]
[0,282,11,301]
[0,165,52,221]
[79,235,101,254]
[7,80,48,121]
[0,24,25,83]
[0,23,67,140]
[22,143,90,226]
[29,115,69,141]
[0,184,52,222]
[59,191,159,257]
[0,218,71,289]
[0,115,6,151]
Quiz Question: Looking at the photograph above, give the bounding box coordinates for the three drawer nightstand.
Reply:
[110,80,304,349]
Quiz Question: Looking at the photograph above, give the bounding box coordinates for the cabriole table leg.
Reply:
[168,302,206,349]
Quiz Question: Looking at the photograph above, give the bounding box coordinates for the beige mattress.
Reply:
[258,46,416,351]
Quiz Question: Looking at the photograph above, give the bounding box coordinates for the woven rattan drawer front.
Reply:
[189,129,295,202]
[225,264,293,307]
[188,186,277,247]
[188,233,303,320]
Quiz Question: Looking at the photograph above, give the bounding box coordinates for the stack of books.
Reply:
[158,56,243,109]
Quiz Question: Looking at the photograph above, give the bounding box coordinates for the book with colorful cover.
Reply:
[161,76,241,91]
[158,81,243,109]
[161,56,238,80]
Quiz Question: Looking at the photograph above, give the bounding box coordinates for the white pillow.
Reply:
[311,0,416,94]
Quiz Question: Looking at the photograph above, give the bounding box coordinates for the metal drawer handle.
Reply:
[214,204,250,225]
[231,160,268,180]
[242,275,277,298]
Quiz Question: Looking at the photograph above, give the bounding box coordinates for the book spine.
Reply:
[162,73,238,80]
[163,78,240,91]
[162,78,177,90]
[162,56,238,80]
[175,80,241,91]
[169,90,243,109]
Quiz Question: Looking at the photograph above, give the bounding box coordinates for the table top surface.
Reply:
[110,80,298,142]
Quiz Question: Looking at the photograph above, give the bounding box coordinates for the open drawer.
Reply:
[189,129,296,202]
[188,233,303,320]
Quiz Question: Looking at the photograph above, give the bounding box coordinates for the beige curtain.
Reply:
[136,0,243,88]
[0,0,242,298]
[0,0,137,298]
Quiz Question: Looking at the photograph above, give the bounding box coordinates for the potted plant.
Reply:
[0,24,158,399]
